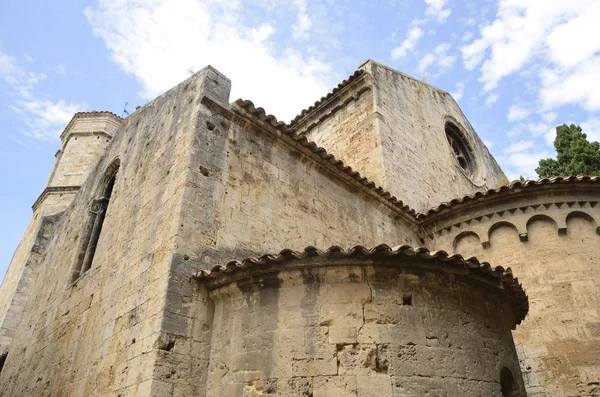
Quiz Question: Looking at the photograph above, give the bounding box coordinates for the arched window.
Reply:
[72,160,119,281]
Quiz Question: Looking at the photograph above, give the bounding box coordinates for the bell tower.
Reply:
[0,111,122,353]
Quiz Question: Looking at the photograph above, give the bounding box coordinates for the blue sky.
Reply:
[1,0,600,279]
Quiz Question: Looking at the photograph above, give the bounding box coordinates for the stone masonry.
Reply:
[0,60,598,396]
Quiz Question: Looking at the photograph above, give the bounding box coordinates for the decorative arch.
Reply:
[566,211,600,236]
[526,214,559,241]
[488,221,519,246]
[526,214,558,229]
[72,158,121,281]
[453,231,482,258]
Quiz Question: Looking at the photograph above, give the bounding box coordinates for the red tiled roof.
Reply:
[287,69,365,126]
[418,176,600,218]
[60,111,123,139]
[234,99,416,217]
[194,244,528,326]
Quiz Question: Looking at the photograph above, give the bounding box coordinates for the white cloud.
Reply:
[461,31,473,42]
[391,27,423,60]
[417,53,435,76]
[0,47,84,141]
[541,112,557,123]
[417,43,455,75]
[498,138,552,179]
[528,122,551,137]
[0,49,20,80]
[54,63,67,75]
[544,127,556,146]
[23,53,34,63]
[85,0,332,122]
[504,149,551,179]
[291,0,313,40]
[580,117,600,142]
[507,104,531,122]
[504,140,534,154]
[485,93,498,106]
[462,0,600,112]
[424,0,451,23]
[18,99,87,140]
[539,58,600,111]
[506,121,554,142]
[450,82,465,101]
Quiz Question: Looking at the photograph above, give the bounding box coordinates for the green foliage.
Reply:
[535,124,600,178]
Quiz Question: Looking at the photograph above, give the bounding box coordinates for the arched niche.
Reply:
[566,211,600,238]
[526,214,559,242]
[488,221,520,249]
[500,367,522,397]
[453,231,483,259]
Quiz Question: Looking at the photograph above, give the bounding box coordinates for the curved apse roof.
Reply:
[194,244,529,327]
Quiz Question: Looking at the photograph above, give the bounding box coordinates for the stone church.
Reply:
[0,60,598,396]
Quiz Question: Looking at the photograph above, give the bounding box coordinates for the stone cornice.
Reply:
[427,200,599,240]
[62,131,114,150]
[32,186,80,212]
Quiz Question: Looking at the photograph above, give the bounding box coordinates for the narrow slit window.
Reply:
[0,352,7,374]
[72,161,119,281]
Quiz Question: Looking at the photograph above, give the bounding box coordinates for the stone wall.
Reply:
[0,213,62,351]
[0,64,424,396]
[201,254,526,397]
[292,72,386,189]
[0,67,225,396]
[0,114,122,355]
[421,182,600,397]
[148,88,421,396]
[365,61,506,212]
[290,61,507,212]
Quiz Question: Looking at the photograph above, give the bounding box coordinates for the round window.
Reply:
[445,122,475,178]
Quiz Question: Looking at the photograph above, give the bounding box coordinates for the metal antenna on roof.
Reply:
[121,102,129,118]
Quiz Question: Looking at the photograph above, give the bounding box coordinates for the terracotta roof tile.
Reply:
[73,111,122,119]
[418,176,600,218]
[194,244,528,326]
[288,69,365,126]
[234,99,416,217]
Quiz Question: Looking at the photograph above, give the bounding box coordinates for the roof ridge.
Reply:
[418,176,600,218]
[233,98,416,219]
[194,244,497,277]
[287,69,365,127]
[73,110,123,119]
